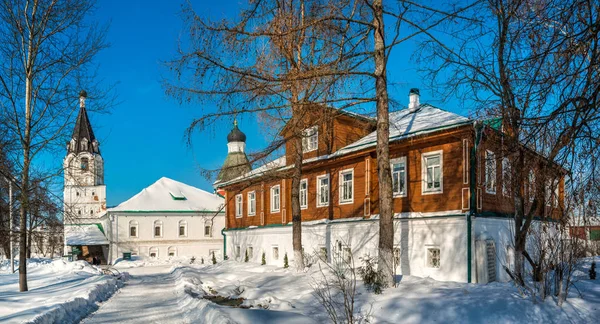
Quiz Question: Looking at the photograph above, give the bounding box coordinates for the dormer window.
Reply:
[80,158,89,171]
[302,126,318,153]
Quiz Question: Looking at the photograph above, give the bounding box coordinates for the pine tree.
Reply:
[261,252,266,265]
[212,251,217,265]
[284,252,289,268]
[244,249,249,263]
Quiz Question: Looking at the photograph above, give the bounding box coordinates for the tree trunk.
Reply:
[373,0,394,286]
[291,133,305,270]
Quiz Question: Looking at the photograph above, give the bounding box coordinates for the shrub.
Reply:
[284,252,289,268]
[201,257,204,264]
[590,261,597,280]
[358,255,387,294]
[212,251,217,265]
[244,249,249,263]
[261,252,266,265]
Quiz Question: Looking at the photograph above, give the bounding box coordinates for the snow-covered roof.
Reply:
[333,104,471,156]
[110,177,224,213]
[218,105,471,187]
[64,224,109,246]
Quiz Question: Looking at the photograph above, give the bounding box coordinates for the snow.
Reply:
[109,177,224,212]
[79,257,599,323]
[64,224,109,246]
[0,258,122,324]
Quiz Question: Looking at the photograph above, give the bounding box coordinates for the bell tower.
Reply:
[215,120,251,185]
[63,90,106,224]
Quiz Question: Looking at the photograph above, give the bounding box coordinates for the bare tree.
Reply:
[0,0,108,291]
[420,0,600,285]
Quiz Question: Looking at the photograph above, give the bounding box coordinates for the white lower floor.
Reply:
[225,215,518,283]
[108,241,224,264]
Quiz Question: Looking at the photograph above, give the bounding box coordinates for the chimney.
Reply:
[408,88,420,112]
[79,90,87,108]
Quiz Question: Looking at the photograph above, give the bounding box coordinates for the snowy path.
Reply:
[82,265,184,323]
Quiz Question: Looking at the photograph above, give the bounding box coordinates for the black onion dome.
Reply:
[79,90,87,98]
[227,124,246,143]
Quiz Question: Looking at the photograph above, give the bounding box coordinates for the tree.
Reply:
[0,0,108,291]
[420,0,600,284]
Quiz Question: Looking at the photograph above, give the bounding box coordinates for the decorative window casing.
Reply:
[178,220,187,237]
[247,191,256,216]
[502,157,511,197]
[422,151,443,194]
[168,246,177,257]
[299,179,308,209]
[316,174,330,207]
[485,150,496,194]
[391,157,407,197]
[129,220,138,238]
[270,185,280,213]
[153,220,163,238]
[339,169,354,204]
[235,194,243,218]
[302,126,318,152]
[319,247,328,261]
[427,247,441,268]
[149,247,159,258]
[272,246,280,260]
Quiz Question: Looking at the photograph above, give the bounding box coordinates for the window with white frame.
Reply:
[485,150,496,194]
[149,247,158,258]
[204,225,212,237]
[393,247,401,268]
[528,170,536,202]
[129,220,138,238]
[427,247,440,268]
[502,157,511,197]
[272,246,280,260]
[168,246,177,257]
[391,157,407,197]
[270,185,280,212]
[235,194,243,218]
[299,179,308,209]
[553,179,559,207]
[343,247,352,264]
[422,151,443,193]
[235,245,241,258]
[247,191,256,216]
[339,169,354,204]
[153,220,163,238]
[319,247,328,261]
[247,246,254,259]
[178,220,187,237]
[302,126,318,152]
[316,174,329,207]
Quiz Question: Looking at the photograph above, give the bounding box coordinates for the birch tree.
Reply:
[0,0,107,291]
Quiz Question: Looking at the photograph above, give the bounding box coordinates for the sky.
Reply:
[87,0,467,206]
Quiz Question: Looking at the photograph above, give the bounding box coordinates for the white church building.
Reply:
[63,91,225,264]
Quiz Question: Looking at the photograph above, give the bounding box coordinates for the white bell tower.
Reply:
[63,90,107,225]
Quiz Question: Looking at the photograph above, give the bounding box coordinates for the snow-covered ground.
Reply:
[82,257,599,323]
[0,258,122,324]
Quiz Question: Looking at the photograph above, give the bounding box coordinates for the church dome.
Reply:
[227,123,246,143]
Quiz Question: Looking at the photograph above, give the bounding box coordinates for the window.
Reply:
[235,194,243,218]
[427,248,440,268]
[154,220,163,238]
[528,170,536,202]
[81,138,88,151]
[168,246,177,257]
[316,174,330,207]
[302,126,318,152]
[272,246,279,260]
[502,157,511,197]
[235,245,241,258]
[343,247,352,264]
[545,180,553,207]
[393,247,401,268]
[179,220,187,237]
[391,157,407,197]
[319,247,328,261]
[129,220,138,238]
[422,151,443,194]
[149,247,158,258]
[270,185,280,212]
[299,179,308,209]
[485,150,496,194]
[204,225,212,237]
[247,246,254,259]
[339,169,354,204]
[553,179,559,207]
[80,157,89,171]
[248,191,256,216]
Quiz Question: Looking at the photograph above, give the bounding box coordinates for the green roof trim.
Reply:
[484,117,502,131]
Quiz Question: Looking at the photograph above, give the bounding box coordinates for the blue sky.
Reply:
[88,0,467,206]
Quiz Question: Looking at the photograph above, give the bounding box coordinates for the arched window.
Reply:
[80,157,89,171]
[178,220,187,237]
[129,220,138,238]
[154,220,163,238]
[168,246,177,257]
[149,247,158,258]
